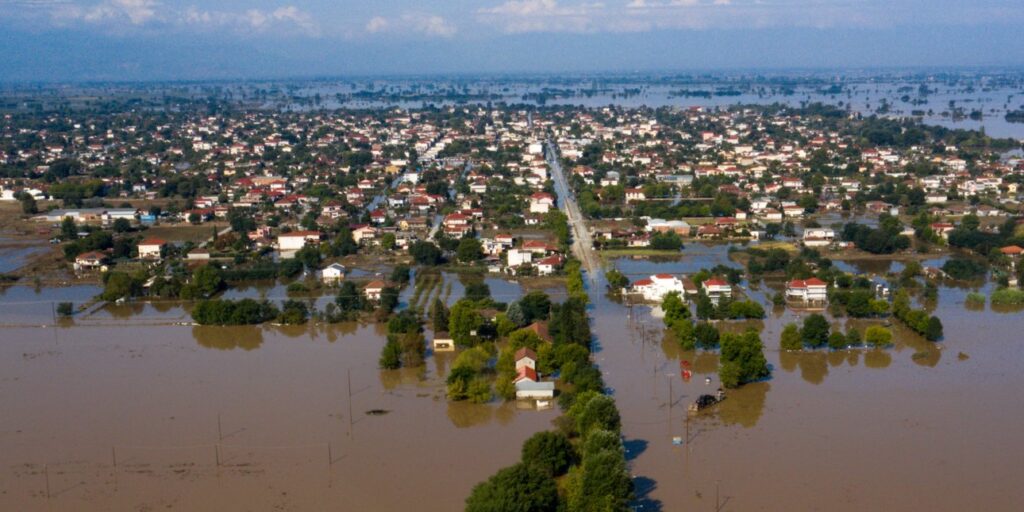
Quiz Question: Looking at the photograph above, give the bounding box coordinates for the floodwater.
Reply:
[0,274,558,511]
[4,246,1023,511]
[592,249,1024,511]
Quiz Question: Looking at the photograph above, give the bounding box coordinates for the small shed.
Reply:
[432,332,455,352]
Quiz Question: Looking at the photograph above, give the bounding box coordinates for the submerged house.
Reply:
[785,277,828,303]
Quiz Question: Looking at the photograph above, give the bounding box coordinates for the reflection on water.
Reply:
[193,325,264,351]
[863,349,893,368]
[716,382,768,428]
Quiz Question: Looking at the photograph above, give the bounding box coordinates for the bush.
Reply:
[942,258,987,280]
[865,325,893,347]
[991,287,1024,306]
[56,302,74,316]
[780,323,803,350]
[191,299,279,325]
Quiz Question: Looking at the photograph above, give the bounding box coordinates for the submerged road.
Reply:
[545,139,600,279]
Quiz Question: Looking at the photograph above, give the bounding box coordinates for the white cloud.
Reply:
[363,13,457,38]
[184,4,321,36]
[365,16,389,33]
[477,0,604,34]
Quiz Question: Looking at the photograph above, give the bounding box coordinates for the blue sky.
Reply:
[1,0,1023,80]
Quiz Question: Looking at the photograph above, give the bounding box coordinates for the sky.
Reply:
[1,0,1023,81]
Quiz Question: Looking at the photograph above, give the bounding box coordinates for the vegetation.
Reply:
[864,325,894,347]
[893,289,943,341]
[718,329,770,388]
[191,298,279,325]
[941,258,987,280]
[380,310,426,369]
[991,287,1024,306]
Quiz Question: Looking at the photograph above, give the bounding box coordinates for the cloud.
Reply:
[183,4,321,36]
[365,16,389,34]
[477,0,604,34]
[363,13,457,38]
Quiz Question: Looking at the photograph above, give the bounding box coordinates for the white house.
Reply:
[701,278,732,301]
[321,263,346,283]
[802,228,835,247]
[786,278,828,303]
[507,248,533,267]
[363,280,386,301]
[137,238,166,260]
[515,348,537,371]
[277,231,323,251]
[529,193,555,214]
[631,274,685,302]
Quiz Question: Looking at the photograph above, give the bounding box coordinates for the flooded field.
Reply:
[0,275,558,511]
[593,251,1024,511]
[3,244,1023,510]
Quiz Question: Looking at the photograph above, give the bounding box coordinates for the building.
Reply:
[515,348,537,371]
[535,255,564,276]
[515,380,555,400]
[137,238,166,260]
[74,251,108,271]
[364,280,385,301]
[785,278,828,303]
[321,263,346,283]
[187,248,210,261]
[529,193,555,214]
[277,231,323,251]
[701,278,732,301]
[802,228,835,247]
[630,274,685,302]
[432,332,455,352]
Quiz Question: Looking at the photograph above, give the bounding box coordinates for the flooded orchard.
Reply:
[0,276,558,511]
[595,252,1024,511]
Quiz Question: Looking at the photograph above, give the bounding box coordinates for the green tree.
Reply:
[801,313,830,348]
[465,463,559,512]
[431,298,450,330]
[521,431,576,477]
[780,323,803,350]
[718,329,770,389]
[456,237,484,263]
[409,241,443,265]
[828,331,848,350]
[60,216,78,240]
[449,299,484,346]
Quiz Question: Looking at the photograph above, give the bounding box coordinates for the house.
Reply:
[364,280,386,301]
[1000,245,1023,258]
[786,278,828,303]
[321,263,346,283]
[802,228,835,247]
[529,193,555,214]
[514,366,539,384]
[74,251,108,271]
[278,231,323,251]
[187,248,210,261]
[137,238,166,260]
[701,278,732,301]
[432,331,455,352]
[515,347,537,371]
[507,248,533,267]
[625,188,646,202]
[536,255,564,276]
[630,274,685,302]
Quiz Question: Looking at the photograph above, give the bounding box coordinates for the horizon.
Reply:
[2,1,1024,81]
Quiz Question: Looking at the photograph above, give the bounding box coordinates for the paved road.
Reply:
[545,139,600,279]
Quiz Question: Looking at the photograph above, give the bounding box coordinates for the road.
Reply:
[545,139,600,279]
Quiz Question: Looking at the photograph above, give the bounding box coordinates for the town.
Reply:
[2,78,1024,512]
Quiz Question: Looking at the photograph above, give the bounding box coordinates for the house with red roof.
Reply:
[137,238,167,260]
[701,277,732,301]
[785,277,828,303]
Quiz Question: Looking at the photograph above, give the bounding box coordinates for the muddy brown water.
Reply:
[3,250,1024,511]
[0,278,558,511]
[599,254,1024,511]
